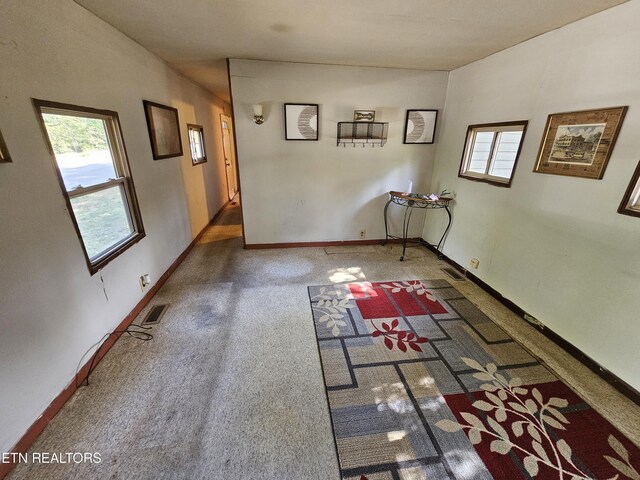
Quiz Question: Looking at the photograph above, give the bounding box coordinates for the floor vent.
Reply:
[442,267,465,281]
[141,304,169,325]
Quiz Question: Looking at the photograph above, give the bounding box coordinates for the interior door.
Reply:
[220,115,238,200]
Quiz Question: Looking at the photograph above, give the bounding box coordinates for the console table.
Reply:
[383,191,452,261]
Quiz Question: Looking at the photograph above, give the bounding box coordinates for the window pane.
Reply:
[70,185,133,259]
[42,113,118,191]
[189,130,204,159]
[489,131,523,178]
[468,131,493,173]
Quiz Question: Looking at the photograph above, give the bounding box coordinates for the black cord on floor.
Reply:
[75,324,153,388]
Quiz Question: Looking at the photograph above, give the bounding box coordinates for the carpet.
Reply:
[308,279,640,480]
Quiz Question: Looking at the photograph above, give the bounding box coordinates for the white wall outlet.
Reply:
[524,313,543,327]
[470,258,480,269]
[139,274,151,289]
[359,229,366,239]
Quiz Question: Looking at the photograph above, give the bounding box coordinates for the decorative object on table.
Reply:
[406,179,413,194]
[143,100,183,160]
[618,159,640,218]
[383,191,452,260]
[187,124,207,165]
[0,128,11,163]
[251,104,265,125]
[534,106,627,179]
[403,109,438,144]
[353,110,375,122]
[423,189,451,202]
[284,103,319,141]
[308,278,640,480]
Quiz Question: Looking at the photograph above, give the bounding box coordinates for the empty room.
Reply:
[1,1,639,479]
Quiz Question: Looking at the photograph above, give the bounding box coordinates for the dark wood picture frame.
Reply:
[534,106,627,179]
[143,100,183,160]
[0,128,11,163]
[618,160,640,218]
[403,109,438,144]
[284,103,319,141]
[187,123,207,165]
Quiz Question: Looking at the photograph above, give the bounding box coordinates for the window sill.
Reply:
[87,232,146,275]
[458,172,512,188]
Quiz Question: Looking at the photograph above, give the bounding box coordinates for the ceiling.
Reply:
[75,0,627,103]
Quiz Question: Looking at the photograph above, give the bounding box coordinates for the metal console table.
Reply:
[383,191,452,261]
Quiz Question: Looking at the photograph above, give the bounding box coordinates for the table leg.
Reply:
[400,206,414,261]
[436,206,453,256]
[382,198,392,245]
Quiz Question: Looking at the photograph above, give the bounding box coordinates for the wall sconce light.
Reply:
[252,104,264,125]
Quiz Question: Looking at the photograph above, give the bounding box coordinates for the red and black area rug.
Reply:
[307,279,640,480]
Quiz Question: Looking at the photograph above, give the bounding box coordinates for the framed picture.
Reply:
[404,109,438,144]
[187,124,207,165]
[0,129,11,163]
[284,103,319,141]
[534,106,627,179]
[618,160,640,218]
[143,100,183,159]
[354,110,375,122]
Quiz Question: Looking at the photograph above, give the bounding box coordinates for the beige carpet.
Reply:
[8,201,640,479]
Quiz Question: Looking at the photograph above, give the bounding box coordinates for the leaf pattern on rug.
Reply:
[436,357,639,480]
[310,286,356,336]
[371,318,428,352]
[380,280,437,302]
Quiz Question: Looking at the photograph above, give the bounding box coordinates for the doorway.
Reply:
[220,114,238,201]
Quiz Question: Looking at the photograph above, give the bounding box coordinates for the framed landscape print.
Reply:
[143,100,183,159]
[404,109,438,144]
[0,129,11,163]
[284,103,319,141]
[534,106,627,179]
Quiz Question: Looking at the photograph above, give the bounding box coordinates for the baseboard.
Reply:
[245,238,419,249]
[0,199,230,479]
[422,240,640,406]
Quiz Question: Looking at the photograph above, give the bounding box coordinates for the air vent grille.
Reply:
[142,304,169,325]
[441,267,465,281]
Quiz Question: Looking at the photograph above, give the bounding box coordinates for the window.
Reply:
[187,124,207,165]
[618,160,640,218]
[34,99,145,274]
[459,121,528,187]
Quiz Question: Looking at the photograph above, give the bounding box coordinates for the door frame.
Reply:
[220,114,238,201]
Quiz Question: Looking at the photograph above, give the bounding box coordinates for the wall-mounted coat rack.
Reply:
[337,122,389,147]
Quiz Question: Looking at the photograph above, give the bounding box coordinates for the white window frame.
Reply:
[619,160,640,218]
[34,99,145,274]
[187,123,207,165]
[459,121,528,187]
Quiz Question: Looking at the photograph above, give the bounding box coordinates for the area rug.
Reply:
[307,279,640,480]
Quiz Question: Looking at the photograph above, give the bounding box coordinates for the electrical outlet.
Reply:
[359,229,366,239]
[139,274,151,290]
[469,258,480,269]
[524,313,543,327]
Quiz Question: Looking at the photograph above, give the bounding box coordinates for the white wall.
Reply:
[0,0,230,453]
[424,1,640,390]
[229,60,448,244]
